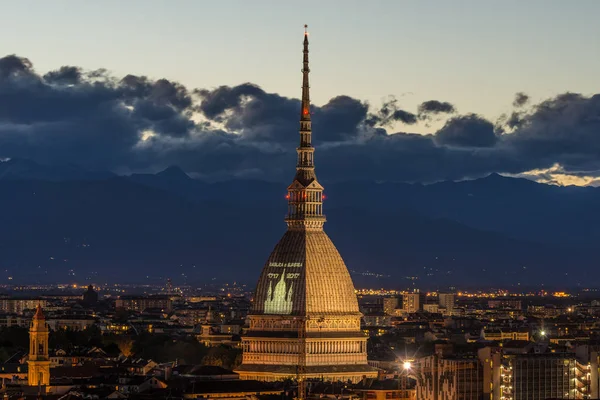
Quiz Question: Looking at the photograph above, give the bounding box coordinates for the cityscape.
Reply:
[2,1,600,400]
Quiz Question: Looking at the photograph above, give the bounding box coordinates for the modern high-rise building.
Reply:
[438,293,455,312]
[235,27,377,382]
[403,291,425,314]
[415,346,596,400]
[382,296,401,316]
[416,354,485,400]
[501,354,584,400]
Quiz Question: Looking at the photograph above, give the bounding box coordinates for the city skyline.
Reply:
[2,5,600,399]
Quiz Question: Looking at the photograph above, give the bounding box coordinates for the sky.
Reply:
[1,0,600,184]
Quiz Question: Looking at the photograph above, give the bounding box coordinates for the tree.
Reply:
[115,336,134,357]
[201,345,242,369]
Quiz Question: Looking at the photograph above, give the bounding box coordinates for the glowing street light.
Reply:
[403,361,412,370]
[540,330,546,336]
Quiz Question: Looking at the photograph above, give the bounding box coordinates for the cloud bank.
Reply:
[1,54,600,183]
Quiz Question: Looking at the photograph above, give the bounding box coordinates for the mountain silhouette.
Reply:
[0,160,597,288]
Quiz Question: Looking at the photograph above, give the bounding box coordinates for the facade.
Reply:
[415,347,597,400]
[383,297,401,315]
[488,299,522,310]
[483,328,529,342]
[353,378,416,400]
[416,354,486,400]
[0,298,47,315]
[46,316,96,331]
[115,295,172,313]
[438,293,455,312]
[423,303,440,313]
[403,292,425,314]
[235,28,377,383]
[27,305,51,388]
[501,354,586,400]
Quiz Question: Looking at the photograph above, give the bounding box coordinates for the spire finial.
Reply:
[33,303,44,320]
[284,26,326,231]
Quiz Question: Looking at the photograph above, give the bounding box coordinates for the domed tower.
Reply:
[235,27,377,383]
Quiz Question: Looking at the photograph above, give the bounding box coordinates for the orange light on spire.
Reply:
[303,108,309,115]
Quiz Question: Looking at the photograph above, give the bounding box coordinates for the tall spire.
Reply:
[285,25,326,231]
[301,24,311,128]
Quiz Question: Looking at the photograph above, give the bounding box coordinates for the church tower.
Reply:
[27,305,50,388]
[235,27,377,383]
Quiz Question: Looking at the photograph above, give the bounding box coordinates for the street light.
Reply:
[399,361,412,394]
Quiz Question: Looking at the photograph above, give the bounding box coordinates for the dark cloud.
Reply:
[513,92,530,108]
[506,111,523,129]
[1,54,600,183]
[504,93,600,172]
[43,66,82,85]
[434,114,498,148]
[418,100,456,115]
[0,55,35,80]
[366,97,418,126]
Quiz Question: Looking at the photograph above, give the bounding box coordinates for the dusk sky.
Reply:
[1,0,600,185]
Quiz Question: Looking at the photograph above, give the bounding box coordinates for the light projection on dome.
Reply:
[264,268,295,314]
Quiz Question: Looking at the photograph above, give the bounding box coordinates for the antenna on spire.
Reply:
[304,24,308,35]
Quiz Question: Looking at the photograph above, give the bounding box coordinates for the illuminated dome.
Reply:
[253,230,360,316]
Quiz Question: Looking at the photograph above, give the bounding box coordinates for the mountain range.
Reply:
[0,158,597,289]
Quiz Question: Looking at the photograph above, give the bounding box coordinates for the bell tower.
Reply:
[27,304,50,388]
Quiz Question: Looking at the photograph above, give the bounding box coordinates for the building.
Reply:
[501,353,590,400]
[235,28,377,383]
[362,313,392,327]
[416,354,485,400]
[415,347,502,400]
[438,293,455,312]
[423,303,440,313]
[0,314,28,328]
[27,305,51,388]
[115,295,172,313]
[82,285,98,305]
[353,378,416,400]
[46,316,96,331]
[0,298,47,315]
[488,299,522,310]
[403,292,425,314]
[383,297,401,315]
[196,325,237,347]
[414,345,598,400]
[483,328,529,342]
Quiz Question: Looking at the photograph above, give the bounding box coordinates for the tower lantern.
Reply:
[285,23,325,232]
